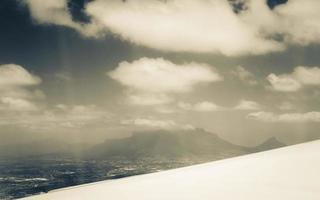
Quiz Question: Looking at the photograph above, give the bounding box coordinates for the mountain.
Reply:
[0,129,286,160]
[251,137,286,152]
[86,129,249,160]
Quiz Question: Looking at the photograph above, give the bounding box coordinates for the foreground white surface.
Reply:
[22,140,320,200]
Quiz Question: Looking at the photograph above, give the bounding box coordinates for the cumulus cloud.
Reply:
[234,100,261,110]
[178,101,220,112]
[86,0,282,56]
[278,102,295,111]
[25,0,75,26]
[272,0,320,45]
[109,58,221,93]
[242,0,320,46]
[127,93,174,106]
[267,66,320,92]
[0,97,39,112]
[121,118,194,130]
[267,73,302,92]
[24,0,320,56]
[247,111,320,123]
[292,66,320,85]
[108,57,222,105]
[0,104,111,131]
[0,64,43,112]
[0,64,41,87]
[24,0,102,37]
[232,66,257,85]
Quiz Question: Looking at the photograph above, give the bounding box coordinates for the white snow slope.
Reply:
[22,140,320,200]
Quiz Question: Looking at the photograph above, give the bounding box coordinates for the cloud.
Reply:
[24,0,102,37]
[267,66,320,92]
[25,0,75,26]
[54,72,73,82]
[278,102,295,111]
[0,64,43,111]
[0,64,111,132]
[121,118,194,130]
[267,73,302,92]
[243,0,320,45]
[0,104,111,131]
[154,106,179,114]
[291,66,320,85]
[178,101,220,112]
[247,111,320,123]
[177,99,262,112]
[109,57,222,105]
[0,64,41,87]
[126,93,174,106]
[85,0,282,56]
[24,0,320,56]
[109,58,221,93]
[0,97,39,112]
[232,66,257,85]
[234,100,261,110]
[272,0,320,45]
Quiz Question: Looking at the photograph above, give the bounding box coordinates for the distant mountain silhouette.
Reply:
[0,129,287,160]
[86,129,248,160]
[251,137,286,153]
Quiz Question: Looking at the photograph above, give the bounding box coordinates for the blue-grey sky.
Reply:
[1,0,320,146]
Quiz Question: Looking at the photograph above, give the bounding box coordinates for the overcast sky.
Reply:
[1,0,320,146]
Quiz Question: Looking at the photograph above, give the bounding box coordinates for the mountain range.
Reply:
[86,129,285,160]
[0,129,286,160]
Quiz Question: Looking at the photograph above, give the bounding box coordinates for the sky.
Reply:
[1,0,320,146]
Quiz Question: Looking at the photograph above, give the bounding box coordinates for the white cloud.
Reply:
[234,100,261,110]
[247,111,320,123]
[278,102,295,111]
[154,106,178,114]
[86,0,282,56]
[178,101,220,112]
[292,66,320,85]
[24,0,102,37]
[267,73,302,92]
[25,0,75,26]
[267,66,320,92]
[232,66,257,85]
[121,118,194,130]
[178,100,262,112]
[243,0,320,46]
[0,64,43,111]
[127,93,174,106]
[0,97,39,112]
[24,0,320,56]
[0,104,111,131]
[109,57,222,105]
[273,0,320,45]
[54,104,109,123]
[109,58,221,93]
[0,64,41,87]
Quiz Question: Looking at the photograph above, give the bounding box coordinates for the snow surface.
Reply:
[22,140,320,200]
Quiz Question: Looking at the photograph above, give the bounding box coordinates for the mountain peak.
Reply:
[252,137,285,152]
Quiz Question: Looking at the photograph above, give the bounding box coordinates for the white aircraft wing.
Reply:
[22,140,320,200]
